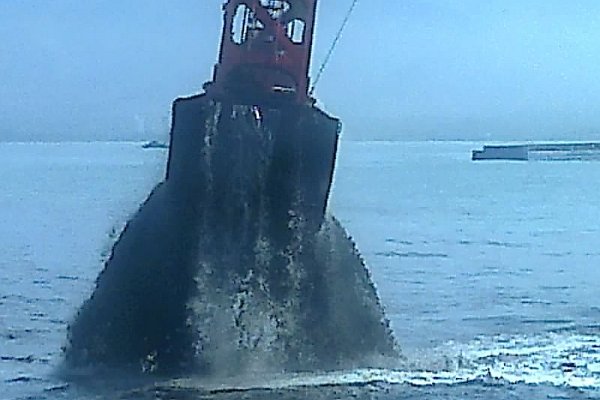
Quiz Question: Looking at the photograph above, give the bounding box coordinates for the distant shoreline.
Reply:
[4,137,600,144]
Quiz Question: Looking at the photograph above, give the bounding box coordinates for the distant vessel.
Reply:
[141,140,168,149]
[472,144,528,161]
[472,142,600,161]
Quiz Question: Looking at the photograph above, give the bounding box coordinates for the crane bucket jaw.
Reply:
[65,0,400,375]
[206,0,318,105]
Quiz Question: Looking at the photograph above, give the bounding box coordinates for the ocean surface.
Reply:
[1,140,599,399]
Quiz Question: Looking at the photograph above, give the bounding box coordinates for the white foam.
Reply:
[165,368,482,393]
[155,331,600,393]
[437,331,600,389]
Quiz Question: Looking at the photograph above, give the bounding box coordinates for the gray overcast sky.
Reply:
[2,0,600,141]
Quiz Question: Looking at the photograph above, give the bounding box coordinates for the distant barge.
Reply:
[472,142,600,161]
[141,140,169,149]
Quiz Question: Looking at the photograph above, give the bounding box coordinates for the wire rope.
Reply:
[309,0,359,96]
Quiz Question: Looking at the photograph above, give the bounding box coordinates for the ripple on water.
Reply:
[5,375,44,383]
[56,275,79,281]
[521,319,574,325]
[0,355,36,363]
[375,251,449,259]
[519,298,552,305]
[486,240,530,249]
[384,238,414,245]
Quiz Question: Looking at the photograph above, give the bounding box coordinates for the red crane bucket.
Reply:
[207,0,317,105]
[65,0,398,375]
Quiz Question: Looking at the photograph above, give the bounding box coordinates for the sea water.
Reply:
[1,141,598,399]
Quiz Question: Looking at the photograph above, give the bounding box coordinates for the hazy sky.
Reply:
[2,0,600,141]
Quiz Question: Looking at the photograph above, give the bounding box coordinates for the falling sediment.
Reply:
[65,95,398,375]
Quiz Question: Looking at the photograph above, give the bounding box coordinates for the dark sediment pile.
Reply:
[65,95,398,375]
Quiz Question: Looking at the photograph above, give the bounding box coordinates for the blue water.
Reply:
[1,141,599,399]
